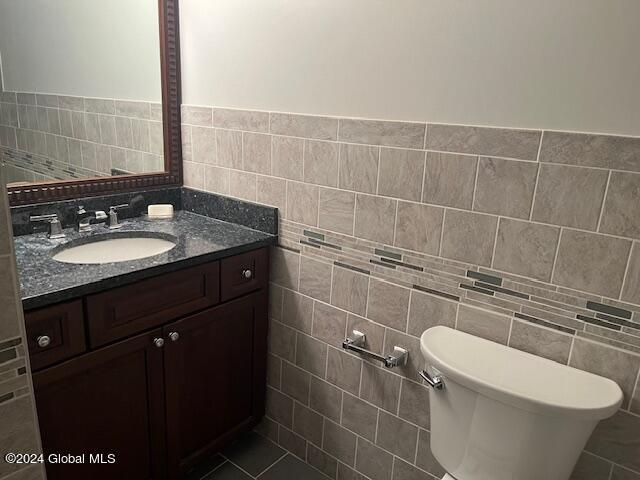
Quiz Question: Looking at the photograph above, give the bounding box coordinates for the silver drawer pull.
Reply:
[242,269,253,279]
[419,369,444,390]
[37,335,51,348]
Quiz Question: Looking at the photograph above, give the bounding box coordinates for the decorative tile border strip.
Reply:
[280,218,640,354]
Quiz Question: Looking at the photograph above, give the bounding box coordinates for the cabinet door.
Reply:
[164,291,268,478]
[32,329,166,480]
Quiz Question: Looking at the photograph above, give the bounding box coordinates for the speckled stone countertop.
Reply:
[15,211,277,310]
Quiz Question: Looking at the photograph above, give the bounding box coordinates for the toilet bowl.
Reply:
[420,326,623,480]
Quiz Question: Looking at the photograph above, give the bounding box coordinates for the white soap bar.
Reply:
[148,204,174,218]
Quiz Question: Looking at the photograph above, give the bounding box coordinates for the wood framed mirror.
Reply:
[0,0,182,206]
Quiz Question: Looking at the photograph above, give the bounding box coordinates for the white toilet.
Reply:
[420,326,623,480]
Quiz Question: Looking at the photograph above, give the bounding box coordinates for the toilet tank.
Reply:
[420,327,623,480]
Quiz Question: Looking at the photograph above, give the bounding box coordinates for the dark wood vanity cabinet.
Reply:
[26,247,270,480]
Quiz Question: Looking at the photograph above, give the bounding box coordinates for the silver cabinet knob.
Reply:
[242,269,253,279]
[168,332,180,342]
[37,335,51,348]
[153,337,165,348]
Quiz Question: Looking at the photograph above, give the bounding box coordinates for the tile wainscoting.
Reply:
[0,91,164,177]
[0,165,44,480]
[181,106,640,480]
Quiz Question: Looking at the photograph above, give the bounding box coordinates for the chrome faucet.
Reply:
[30,213,65,239]
[105,204,129,230]
[76,206,107,233]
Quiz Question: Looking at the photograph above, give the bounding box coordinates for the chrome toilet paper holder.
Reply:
[342,330,408,368]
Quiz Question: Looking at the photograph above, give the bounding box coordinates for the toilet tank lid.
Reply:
[420,326,623,420]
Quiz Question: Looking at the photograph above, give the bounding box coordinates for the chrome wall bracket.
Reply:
[342,330,408,368]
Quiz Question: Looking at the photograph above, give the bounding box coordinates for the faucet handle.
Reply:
[29,214,65,239]
[77,205,87,214]
[108,203,129,213]
[106,204,128,230]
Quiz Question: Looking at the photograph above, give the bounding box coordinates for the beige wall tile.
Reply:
[600,172,640,239]
[307,443,337,478]
[272,136,304,181]
[270,113,338,141]
[192,126,216,164]
[149,121,164,155]
[304,140,339,187]
[552,229,631,298]
[377,148,425,201]
[115,100,150,119]
[86,113,102,143]
[269,320,296,363]
[281,361,310,405]
[296,333,327,377]
[84,98,114,115]
[426,124,541,161]
[0,397,41,477]
[532,164,608,230]
[312,302,347,345]
[611,466,640,480]
[457,304,511,344]
[394,458,434,480]
[355,438,393,480]
[243,132,271,174]
[376,411,418,462]
[216,129,242,169]
[354,194,397,245]
[293,402,323,446]
[407,290,457,337]
[0,262,20,340]
[621,243,640,304]
[360,363,401,413]
[213,107,269,132]
[398,379,430,429]
[228,170,257,201]
[586,410,640,472]
[266,386,293,428]
[267,354,281,389]
[339,119,425,149]
[326,347,362,395]
[540,131,640,173]
[508,319,572,364]
[286,181,318,226]
[181,105,213,126]
[58,95,83,111]
[182,161,204,190]
[180,125,192,162]
[394,201,443,255]
[341,393,378,441]
[271,246,300,290]
[318,188,355,235]
[493,218,560,282]
[300,256,333,303]
[257,176,286,214]
[474,157,538,219]
[570,338,640,406]
[331,266,369,316]
[367,279,410,331]
[423,151,477,209]
[441,209,498,267]
[310,377,342,423]
[323,419,356,465]
[338,144,379,194]
[283,289,313,333]
[278,425,306,459]
[204,165,230,195]
[98,115,116,146]
[347,314,385,355]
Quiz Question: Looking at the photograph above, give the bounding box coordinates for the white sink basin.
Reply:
[53,236,176,264]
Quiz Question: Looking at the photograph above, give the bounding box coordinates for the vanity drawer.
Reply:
[86,261,220,347]
[25,300,86,371]
[220,248,269,301]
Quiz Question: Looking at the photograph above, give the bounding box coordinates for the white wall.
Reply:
[181,0,640,136]
[0,0,161,101]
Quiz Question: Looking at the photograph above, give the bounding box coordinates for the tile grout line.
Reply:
[596,169,612,232]
[618,240,635,301]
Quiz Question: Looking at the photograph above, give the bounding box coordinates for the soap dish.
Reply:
[147,204,174,219]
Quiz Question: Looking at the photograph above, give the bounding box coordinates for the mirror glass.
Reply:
[0,0,164,188]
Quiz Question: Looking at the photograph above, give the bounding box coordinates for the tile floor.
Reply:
[183,431,328,480]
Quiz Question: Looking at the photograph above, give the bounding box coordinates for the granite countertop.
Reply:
[14,211,277,310]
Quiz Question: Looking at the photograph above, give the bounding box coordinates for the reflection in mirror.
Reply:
[0,0,164,188]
